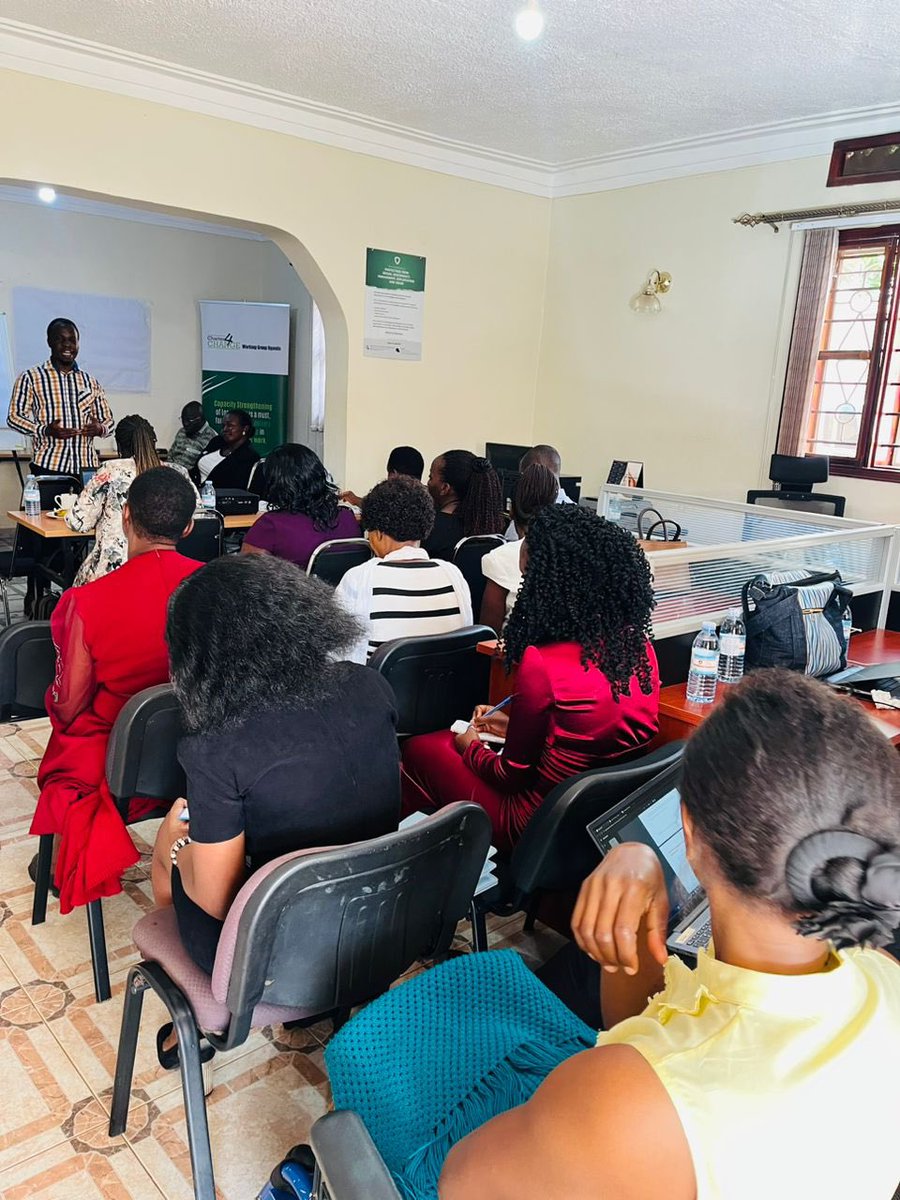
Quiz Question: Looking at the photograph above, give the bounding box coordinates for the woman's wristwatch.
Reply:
[170,835,192,866]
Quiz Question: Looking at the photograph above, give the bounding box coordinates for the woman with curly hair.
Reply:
[401,505,659,852]
[241,442,359,570]
[424,449,505,560]
[153,554,400,972]
[335,475,472,663]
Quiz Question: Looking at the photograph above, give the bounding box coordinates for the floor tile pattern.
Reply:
[0,716,565,1198]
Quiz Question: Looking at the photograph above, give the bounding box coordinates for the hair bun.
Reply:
[786,828,900,948]
[473,456,492,474]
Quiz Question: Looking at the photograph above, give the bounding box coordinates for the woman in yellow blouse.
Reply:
[442,670,900,1200]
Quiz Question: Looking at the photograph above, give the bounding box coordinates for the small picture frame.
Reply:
[827,132,900,188]
[607,460,644,488]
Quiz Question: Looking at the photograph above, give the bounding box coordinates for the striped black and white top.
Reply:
[334,546,473,664]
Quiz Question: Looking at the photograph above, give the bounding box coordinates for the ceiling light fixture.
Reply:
[629,269,672,315]
[37,186,57,204]
[514,1,544,41]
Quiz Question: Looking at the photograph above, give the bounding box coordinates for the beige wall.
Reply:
[535,156,900,522]
[0,68,549,498]
[0,197,312,448]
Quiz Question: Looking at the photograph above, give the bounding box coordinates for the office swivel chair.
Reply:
[746,454,846,518]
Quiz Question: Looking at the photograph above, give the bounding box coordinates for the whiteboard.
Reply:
[0,313,27,450]
[13,286,150,393]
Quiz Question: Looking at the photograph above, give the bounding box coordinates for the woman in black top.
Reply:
[151,554,400,973]
[194,408,261,491]
[423,449,505,560]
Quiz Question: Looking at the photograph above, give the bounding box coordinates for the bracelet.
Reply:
[170,835,192,865]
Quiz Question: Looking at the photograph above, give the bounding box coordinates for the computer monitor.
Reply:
[485,442,531,473]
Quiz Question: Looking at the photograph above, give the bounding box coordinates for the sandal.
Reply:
[155,1022,216,1071]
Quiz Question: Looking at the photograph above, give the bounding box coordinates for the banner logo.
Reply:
[206,333,239,350]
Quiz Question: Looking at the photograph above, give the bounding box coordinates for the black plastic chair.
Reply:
[109,802,492,1200]
[36,474,81,511]
[0,620,54,718]
[469,739,686,950]
[452,534,505,616]
[31,683,185,1003]
[177,511,224,563]
[309,1112,401,1200]
[307,537,373,586]
[745,490,846,517]
[368,624,495,737]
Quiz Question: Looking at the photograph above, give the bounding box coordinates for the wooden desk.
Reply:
[7,510,85,538]
[9,508,260,533]
[223,512,260,530]
[658,667,900,749]
[845,629,900,666]
[477,638,519,706]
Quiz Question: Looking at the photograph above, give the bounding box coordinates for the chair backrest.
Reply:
[35,474,81,511]
[367,624,494,737]
[176,511,224,562]
[216,802,492,1034]
[508,739,686,896]
[745,490,846,518]
[452,535,506,616]
[307,538,373,587]
[105,683,185,812]
[0,621,54,717]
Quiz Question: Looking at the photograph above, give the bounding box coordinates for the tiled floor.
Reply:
[0,717,566,1198]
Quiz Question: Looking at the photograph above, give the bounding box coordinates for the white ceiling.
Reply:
[3,0,899,169]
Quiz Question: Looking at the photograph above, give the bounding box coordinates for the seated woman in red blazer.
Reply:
[401,505,659,853]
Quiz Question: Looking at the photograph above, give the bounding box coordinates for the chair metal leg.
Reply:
[31,834,54,926]
[109,966,148,1136]
[523,895,539,932]
[86,900,111,1003]
[469,899,489,953]
[0,579,10,627]
[122,961,217,1200]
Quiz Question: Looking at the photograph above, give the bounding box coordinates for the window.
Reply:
[805,226,900,480]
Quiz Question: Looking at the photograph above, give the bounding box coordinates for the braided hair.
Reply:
[504,505,655,700]
[439,449,504,537]
[115,415,160,475]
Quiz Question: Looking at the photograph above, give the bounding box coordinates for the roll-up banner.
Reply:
[199,301,290,455]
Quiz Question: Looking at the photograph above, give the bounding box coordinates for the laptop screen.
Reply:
[588,771,705,926]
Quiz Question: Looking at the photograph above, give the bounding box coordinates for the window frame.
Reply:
[811,225,900,483]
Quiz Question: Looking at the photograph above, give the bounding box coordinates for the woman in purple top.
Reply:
[241,443,360,570]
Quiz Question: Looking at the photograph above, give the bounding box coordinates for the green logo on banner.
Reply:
[366,248,426,291]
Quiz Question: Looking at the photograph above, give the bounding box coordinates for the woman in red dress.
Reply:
[30,468,200,913]
[401,505,659,853]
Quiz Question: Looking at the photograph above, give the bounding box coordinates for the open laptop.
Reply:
[587,762,711,961]
[825,661,900,703]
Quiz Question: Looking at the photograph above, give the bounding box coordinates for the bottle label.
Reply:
[719,634,745,657]
[690,649,718,674]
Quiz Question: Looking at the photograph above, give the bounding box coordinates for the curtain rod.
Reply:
[733,199,900,233]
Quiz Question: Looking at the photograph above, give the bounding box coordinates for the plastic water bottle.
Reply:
[842,605,853,652]
[23,474,40,520]
[686,621,719,704]
[717,608,746,684]
[201,480,216,511]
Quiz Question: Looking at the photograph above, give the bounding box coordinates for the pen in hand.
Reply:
[470,694,515,727]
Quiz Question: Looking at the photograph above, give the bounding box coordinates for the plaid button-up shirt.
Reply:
[7,359,114,474]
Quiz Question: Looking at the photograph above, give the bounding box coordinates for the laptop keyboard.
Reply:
[680,916,712,949]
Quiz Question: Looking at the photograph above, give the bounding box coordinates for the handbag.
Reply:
[635,507,687,552]
[742,568,852,677]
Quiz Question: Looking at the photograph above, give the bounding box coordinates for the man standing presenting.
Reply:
[8,318,114,477]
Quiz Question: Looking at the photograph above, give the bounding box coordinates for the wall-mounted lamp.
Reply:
[629,269,672,315]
